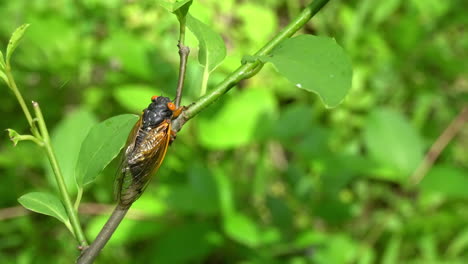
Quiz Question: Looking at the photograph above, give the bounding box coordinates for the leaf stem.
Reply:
[200,66,209,96]
[175,16,190,107]
[172,0,330,131]
[77,206,129,264]
[5,65,39,137]
[75,187,84,211]
[32,102,88,247]
[409,106,468,185]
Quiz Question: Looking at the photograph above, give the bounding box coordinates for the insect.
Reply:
[115,95,182,209]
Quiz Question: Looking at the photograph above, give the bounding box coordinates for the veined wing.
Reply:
[116,120,171,208]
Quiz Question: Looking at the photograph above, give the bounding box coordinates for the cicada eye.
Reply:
[167,102,176,111]
[151,95,158,101]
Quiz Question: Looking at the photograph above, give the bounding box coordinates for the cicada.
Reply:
[115,95,182,209]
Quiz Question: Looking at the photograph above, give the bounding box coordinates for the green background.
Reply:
[1,0,467,263]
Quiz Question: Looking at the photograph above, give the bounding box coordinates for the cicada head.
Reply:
[142,96,176,129]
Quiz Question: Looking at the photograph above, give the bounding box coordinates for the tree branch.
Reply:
[174,17,190,107]
[172,0,329,131]
[410,106,468,185]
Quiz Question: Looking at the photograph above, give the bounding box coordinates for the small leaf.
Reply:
[0,49,5,69]
[6,24,30,64]
[6,128,20,146]
[18,192,69,224]
[260,35,352,108]
[75,114,139,187]
[364,109,424,181]
[187,14,227,73]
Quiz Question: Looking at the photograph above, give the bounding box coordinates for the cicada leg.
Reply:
[169,129,177,144]
[172,106,184,118]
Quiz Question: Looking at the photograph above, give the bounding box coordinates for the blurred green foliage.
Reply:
[0,0,467,263]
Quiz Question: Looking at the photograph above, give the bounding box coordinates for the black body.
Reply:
[141,96,173,130]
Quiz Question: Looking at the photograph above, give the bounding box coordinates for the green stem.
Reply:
[14,134,44,146]
[200,66,209,96]
[32,102,88,247]
[172,0,330,131]
[75,187,84,211]
[5,66,40,137]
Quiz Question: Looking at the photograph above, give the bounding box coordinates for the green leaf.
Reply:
[18,192,69,224]
[197,88,277,149]
[174,0,193,21]
[113,84,156,112]
[260,35,352,108]
[420,165,468,199]
[0,49,5,69]
[6,129,20,146]
[6,24,30,64]
[364,109,423,181]
[75,114,139,187]
[0,71,7,85]
[223,213,260,247]
[48,109,97,195]
[157,0,192,14]
[187,14,226,73]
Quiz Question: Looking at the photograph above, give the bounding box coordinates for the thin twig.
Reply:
[410,106,468,185]
[0,206,28,220]
[33,101,88,247]
[77,206,129,264]
[175,19,190,107]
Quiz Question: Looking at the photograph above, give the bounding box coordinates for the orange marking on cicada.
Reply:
[151,95,158,101]
[172,106,183,118]
[167,102,176,111]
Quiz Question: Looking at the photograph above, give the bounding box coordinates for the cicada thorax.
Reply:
[116,96,179,209]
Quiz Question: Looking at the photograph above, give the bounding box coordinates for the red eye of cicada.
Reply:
[167,102,176,111]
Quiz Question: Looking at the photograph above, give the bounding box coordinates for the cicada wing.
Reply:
[114,117,142,202]
[116,121,172,208]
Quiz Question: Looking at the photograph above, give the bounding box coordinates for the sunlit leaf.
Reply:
[6,24,30,64]
[260,35,352,108]
[75,114,139,187]
[18,192,69,224]
[187,14,226,73]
